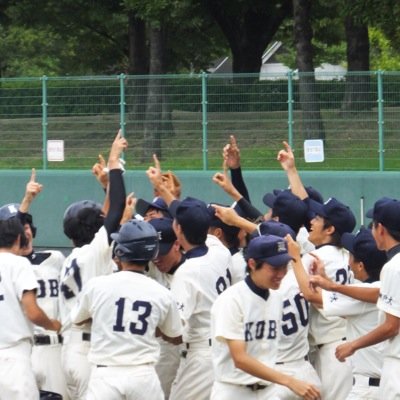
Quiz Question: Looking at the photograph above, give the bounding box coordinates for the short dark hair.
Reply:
[245,259,264,274]
[373,221,400,242]
[323,218,342,247]
[0,218,25,248]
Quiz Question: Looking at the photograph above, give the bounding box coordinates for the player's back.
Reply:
[171,249,231,344]
[81,271,181,366]
[59,226,114,331]
[31,250,65,330]
[0,253,37,348]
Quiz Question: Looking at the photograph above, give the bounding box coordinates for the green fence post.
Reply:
[287,70,294,148]
[201,71,208,171]
[377,70,385,171]
[41,75,48,170]
[119,74,126,137]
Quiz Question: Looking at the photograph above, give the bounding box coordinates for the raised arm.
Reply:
[146,154,177,206]
[286,234,323,307]
[223,135,250,202]
[212,204,258,234]
[277,141,308,200]
[212,161,263,221]
[92,154,110,215]
[19,168,43,214]
[103,130,127,243]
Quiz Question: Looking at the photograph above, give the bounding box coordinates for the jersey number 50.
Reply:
[113,297,152,335]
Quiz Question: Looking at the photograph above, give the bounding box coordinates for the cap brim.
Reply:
[158,241,174,256]
[340,232,355,254]
[263,193,277,207]
[366,208,374,218]
[307,198,326,217]
[110,232,119,241]
[136,198,166,217]
[259,253,294,267]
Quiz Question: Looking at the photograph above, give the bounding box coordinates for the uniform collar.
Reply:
[245,275,270,301]
[387,243,400,261]
[185,245,208,259]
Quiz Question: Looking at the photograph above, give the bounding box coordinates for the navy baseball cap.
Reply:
[341,227,387,266]
[136,197,169,218]
[308,197,356,235]
[253,220,296,240]
[262,188,284,208]
[366,197,400,231]
[172,196,211,235]
[148,217,177,256]
[207,203,240,237]
[305,186,324,204]
[263,190,308,233]
[245,234,293,267]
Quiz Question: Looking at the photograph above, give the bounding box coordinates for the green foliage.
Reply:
[369,28,400,71]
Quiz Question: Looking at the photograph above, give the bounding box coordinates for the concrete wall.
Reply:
[2,170,400,248]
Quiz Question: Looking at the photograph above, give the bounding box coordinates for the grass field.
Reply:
[0,106,399,171]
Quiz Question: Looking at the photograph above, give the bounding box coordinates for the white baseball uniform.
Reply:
[267,267,321,399]
[376,251,400,400]
[302,245,353,400]
[321,280,383,400]
[71,270,183,400]
[29,250,69,400]
[210,275,283,399]
[59,226,115,399]
[230,249,246,283]
[168,244,232,400]
[146,260,184,399]
[0,252,40,400]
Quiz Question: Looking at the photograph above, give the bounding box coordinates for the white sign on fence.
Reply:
[304,139,324,163]
[47,140,64,162]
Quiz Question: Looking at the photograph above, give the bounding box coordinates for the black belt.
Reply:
[368,378,380,387]
[353,377,380,387]
[82,333,91,341]
[317,337,346,349]
[185,338,212,349]
[246,383,267,391]
[34,334,63,345]
[276,355,309,365]
[97,365,107,368]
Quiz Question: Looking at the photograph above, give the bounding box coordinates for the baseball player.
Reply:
[210,234,320,400]
[161,197,232,400]
[248,222,321,400]
[309,227,386,400]
[0,217,61,400]
[277,141,356,399]
[147,217,186,399]
[71,219,183,400]
[0,170,68,400]
[335,197,400,400]
[59,130,127,399]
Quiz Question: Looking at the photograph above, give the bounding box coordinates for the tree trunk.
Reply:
[126,12,149,133]
[142,26,164,161]
[341,16,371,113]
[293,0,325,140]
[202,0,292,73]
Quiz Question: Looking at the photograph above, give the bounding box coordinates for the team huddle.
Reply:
[0,131,399,400]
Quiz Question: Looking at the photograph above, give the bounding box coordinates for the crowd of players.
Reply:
[0,130,399,400]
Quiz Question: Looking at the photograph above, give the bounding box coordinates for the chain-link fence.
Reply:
[0,71,399,171]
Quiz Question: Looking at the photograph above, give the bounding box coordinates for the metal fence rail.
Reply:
[0,71,399,171]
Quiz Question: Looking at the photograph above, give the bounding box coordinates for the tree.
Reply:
[200,0,292,73]
[293,0,325,140]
